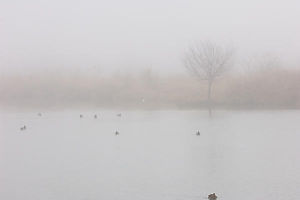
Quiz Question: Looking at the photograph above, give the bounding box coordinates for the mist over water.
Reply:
[1,110,300,200]
[1,0,300,199]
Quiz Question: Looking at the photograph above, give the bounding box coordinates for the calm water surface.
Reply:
[1,110,299,200]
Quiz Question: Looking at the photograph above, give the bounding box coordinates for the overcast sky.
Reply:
[1,0,300,74]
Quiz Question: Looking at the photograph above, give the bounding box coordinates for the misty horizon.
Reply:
[1,0,300,74]
[1,1,300,200]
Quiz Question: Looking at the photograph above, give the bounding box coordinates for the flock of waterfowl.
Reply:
[17,112,217,199]
[19,112,202,137]
[20,112,124,135]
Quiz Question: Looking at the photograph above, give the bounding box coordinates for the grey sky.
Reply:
[1,0,299,74]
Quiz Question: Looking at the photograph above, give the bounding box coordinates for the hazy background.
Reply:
[1,0,300,109]
[1,2,300,199]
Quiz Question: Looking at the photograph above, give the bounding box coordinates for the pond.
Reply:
[1,110,299,200]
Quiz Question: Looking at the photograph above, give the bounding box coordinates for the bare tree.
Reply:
[184,41,234,114]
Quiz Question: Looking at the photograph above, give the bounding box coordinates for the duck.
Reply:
[208,193,217,200]
[196,131,200,136]
[115,131,119,135]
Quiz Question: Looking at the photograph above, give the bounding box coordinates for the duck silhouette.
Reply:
[115,131,120,135]
[196,131,200,136]
[208,193,217,200]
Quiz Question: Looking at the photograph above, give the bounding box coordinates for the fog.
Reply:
[1,0,300,110]
[1,0,300,74]
[1,2,300,200]
[0,67,299,110]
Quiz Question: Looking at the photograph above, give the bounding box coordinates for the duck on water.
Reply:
[208,193,217,200]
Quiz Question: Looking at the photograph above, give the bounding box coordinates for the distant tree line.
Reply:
[0,65,299,110]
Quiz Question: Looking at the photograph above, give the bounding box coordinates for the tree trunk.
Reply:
[207,79,213,116]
